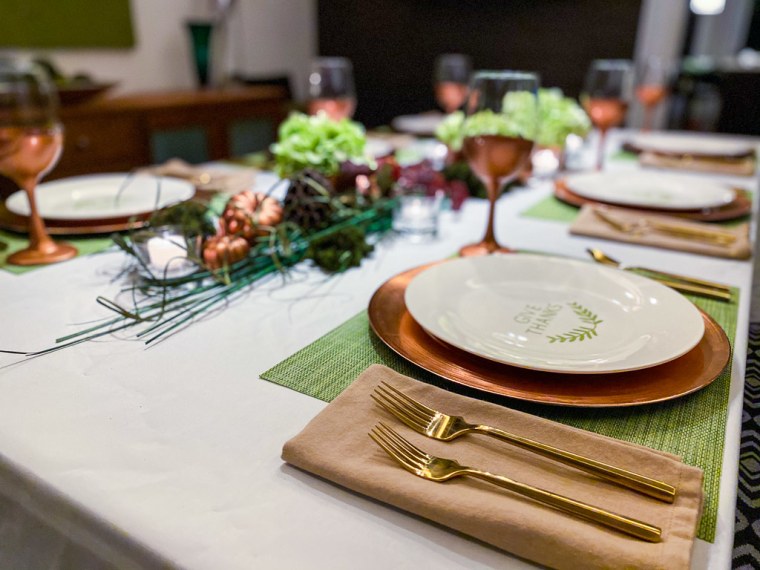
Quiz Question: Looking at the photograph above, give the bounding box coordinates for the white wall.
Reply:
[0,0,317,99]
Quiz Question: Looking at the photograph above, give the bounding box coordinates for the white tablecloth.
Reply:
[0,135,757,569]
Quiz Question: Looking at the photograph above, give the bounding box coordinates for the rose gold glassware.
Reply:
[433,54,471,113]
[581,59,633,170]
[635,57,672,132]
[459,71,538,256]
[307,57,357,120]
[0,57,76,265]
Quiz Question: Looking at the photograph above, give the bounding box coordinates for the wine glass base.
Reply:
[458,241,514,257]
[7,242,78,266]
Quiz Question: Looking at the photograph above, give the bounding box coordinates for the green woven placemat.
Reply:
[0,230,113,275]
[263,290,739,542]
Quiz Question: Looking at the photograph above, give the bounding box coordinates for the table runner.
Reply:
[262,290,738,542]
[0,230,113,275]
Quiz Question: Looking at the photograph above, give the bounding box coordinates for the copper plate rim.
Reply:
[0,202,148,236]
[554,178,751,222]
[368,261,731,407]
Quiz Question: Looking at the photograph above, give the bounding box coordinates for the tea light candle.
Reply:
[146,235,187,271]
[393,192,443,242]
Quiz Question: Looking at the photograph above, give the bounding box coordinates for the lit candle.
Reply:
[146,235,187,271]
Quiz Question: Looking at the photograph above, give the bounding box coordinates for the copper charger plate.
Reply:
[0,202,148,235]
[368,262,730,407]
[554,178,751,222]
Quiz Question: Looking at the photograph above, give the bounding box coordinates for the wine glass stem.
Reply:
[596,129,608,171]
[643,105,654,132]
[23,180,56,253]
[482,177,499,249]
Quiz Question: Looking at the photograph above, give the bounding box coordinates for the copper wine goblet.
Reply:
[635,57,672,132]
[581,59,633,171]
[306,57,357,120]
[0,58,76,265]
[459,70,538,256]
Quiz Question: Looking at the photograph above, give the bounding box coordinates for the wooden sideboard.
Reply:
[52,86,290,180]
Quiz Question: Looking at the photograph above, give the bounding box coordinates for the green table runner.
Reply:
[263,291,739,542]
[0,230,113,275]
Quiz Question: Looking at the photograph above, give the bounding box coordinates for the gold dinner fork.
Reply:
[369,423,662,542]
[372,382,676,503]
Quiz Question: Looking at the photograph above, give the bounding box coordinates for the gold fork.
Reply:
[373,382,676,503]
[369,423,662,542]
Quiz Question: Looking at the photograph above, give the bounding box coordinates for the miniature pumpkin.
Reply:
[202,234,251,270]
[221,191,283,243]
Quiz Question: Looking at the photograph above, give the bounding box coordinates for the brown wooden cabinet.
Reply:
[52,86,289,180]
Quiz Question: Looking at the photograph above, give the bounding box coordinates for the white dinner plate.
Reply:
[391,112,445,135]
[404,255,705,374]
[6,173,196,221]
[564,171,735,211]
[627,133,755,158]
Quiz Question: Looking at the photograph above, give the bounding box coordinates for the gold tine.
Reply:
[379,381,437,418]
[377,422,431,463]
[374,387,432,425]
[370,426,425,470]
[371,392,429,431]
[369,430,417,472]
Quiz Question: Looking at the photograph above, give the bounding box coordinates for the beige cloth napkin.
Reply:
[138,159,256,194]
[569,204,751,259]
[282,365,704,570]
[639,151,756,177]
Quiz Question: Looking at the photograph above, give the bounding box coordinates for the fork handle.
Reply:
[475,425,676,503]
[464,468,662,542]
[628,267,732,294]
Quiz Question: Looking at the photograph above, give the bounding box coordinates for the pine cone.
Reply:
[221,191,283,243]
[282,170,336,231]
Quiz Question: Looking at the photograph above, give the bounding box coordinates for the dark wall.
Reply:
[318,0,642,127]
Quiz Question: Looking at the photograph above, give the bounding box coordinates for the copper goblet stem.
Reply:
[8,180,77,265]
[459,176,512,257]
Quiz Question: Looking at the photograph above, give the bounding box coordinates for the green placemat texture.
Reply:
[0,230,113,275]
[263,291,739,542]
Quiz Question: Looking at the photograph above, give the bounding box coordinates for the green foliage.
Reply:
[149,201,217,237]
[434,111,465,151]
[306,226,374,272]
[271,112,369,177]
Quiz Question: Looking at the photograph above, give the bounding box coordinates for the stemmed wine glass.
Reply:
[581,59,633,170]
[460,70,538,256]
[434,54,471,113]
[306,57,356,120]
[635,57,672,132]
[0,57,76,265]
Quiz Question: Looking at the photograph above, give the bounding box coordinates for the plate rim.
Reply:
[625,133,756,159]
[368,261,730,407]
[403,254,705,374]
[5,173,196,222]
[563,171,735,212]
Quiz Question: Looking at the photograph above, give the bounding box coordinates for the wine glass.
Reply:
[0,58,76,265]
[306,57,356,120]
[635,57,672,132]
[459,70,538,256]
[434,54,471,113]
[581,59,633,170]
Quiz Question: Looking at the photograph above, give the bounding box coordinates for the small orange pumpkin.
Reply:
[202,235,251,270]
[221,191,284,243]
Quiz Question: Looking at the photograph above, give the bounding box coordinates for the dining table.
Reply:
[0,130,756,570]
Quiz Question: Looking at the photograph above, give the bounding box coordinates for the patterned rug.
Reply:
[733,322,760,568]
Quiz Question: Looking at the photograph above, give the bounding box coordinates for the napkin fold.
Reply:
[138,159,255,194]
[570,204,751,259]
[282,365,704,570]
[639,151,756,177]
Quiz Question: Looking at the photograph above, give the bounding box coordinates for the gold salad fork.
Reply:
[373,382,676,503]
[369,423,662,542]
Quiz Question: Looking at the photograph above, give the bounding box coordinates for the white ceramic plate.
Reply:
[391,112,445,135]
[564,171,735,211]
[404,255,705,374]
[627,133,755,158]
[6,173,196,221]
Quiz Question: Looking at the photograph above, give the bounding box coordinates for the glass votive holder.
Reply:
[392,192,443,243]
[132,226,199,278]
